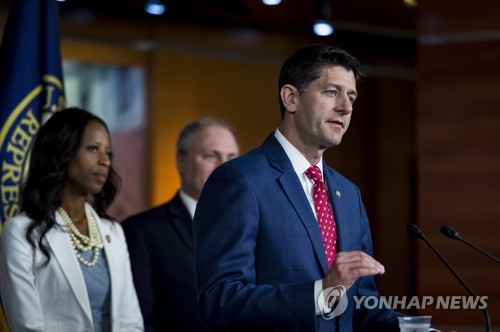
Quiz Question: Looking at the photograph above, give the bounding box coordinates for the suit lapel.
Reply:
[95,208,121,324]
[46,213,92,323]
[168,193,194,253]
[323,166,350,252]
[262,135,329,274]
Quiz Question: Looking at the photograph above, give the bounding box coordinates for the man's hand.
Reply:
[322,251,385,291]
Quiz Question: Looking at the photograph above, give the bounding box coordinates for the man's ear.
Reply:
[176,153,185,175]
[280,84,299,114]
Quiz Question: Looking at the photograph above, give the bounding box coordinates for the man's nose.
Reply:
[336,93,353,114]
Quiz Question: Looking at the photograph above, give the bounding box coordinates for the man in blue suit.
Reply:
[122,118,239,331]
[194,44,402,331]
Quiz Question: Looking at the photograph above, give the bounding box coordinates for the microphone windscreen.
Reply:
[407,224,423,239]
[441,225,460,240]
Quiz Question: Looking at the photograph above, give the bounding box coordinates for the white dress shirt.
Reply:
[274,129,330,315]
[179,190,197,220]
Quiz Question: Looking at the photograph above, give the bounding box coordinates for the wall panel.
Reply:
[416,40,500,328]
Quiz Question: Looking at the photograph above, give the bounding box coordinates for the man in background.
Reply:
[122,118,239,332]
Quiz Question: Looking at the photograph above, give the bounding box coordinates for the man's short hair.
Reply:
[176,117,236,155]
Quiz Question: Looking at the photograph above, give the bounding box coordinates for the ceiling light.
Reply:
[144,0,166,15]
[261,0,282,5]
[403,0,418,8]
[313,20,334,36]
[313,0,334,36]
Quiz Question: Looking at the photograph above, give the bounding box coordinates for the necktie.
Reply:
[305,165,337,268]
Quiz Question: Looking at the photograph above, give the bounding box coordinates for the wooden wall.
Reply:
[145,24,289,205]
[415,0,500,329]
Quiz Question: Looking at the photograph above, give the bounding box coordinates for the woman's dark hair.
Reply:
[22,107,121,260]
[278,44,365,118]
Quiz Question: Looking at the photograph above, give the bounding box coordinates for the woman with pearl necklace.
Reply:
[0,108,144,332]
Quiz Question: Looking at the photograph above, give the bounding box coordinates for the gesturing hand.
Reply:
[322,251,385,291]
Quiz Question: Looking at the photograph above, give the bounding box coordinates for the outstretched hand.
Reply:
[322,251,385,291]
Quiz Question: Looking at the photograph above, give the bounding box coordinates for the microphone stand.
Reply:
[441,225,500,264]
[407,225,492,332]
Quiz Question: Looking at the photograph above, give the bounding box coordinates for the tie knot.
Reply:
[305,165,323,183]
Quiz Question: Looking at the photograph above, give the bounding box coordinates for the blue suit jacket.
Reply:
[194,134,401,331]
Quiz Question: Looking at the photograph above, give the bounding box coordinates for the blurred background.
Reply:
[1,0,499,330]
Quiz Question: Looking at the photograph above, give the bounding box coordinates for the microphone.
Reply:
[407,224,492,332]
[441,225,500,264]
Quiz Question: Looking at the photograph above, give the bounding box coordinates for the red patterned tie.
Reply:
[305,165,337,268]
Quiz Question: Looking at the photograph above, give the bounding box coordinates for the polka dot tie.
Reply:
[305,165,337,268]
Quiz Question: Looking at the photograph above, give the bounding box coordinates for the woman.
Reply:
[0,108,143,331]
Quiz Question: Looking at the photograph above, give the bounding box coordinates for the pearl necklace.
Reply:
[57,206,104,267]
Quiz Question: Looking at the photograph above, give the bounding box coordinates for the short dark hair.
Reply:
[22,107,121,260]
[278,44,365,118]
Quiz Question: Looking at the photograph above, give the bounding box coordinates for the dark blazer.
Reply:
[122,193,209,332]
[194,134,401,332]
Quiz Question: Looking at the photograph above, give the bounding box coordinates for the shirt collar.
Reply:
[178,190,197,220]
[274,128,324,176]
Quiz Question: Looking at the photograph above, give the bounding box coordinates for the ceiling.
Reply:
[51,0,416,38]
[3,0,499,41]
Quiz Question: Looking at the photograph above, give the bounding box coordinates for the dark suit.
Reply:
[122,193,209,332]
[194,134,401,331]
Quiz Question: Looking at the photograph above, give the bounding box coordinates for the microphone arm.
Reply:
[441,225,500,264]
[407,224,492,332]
